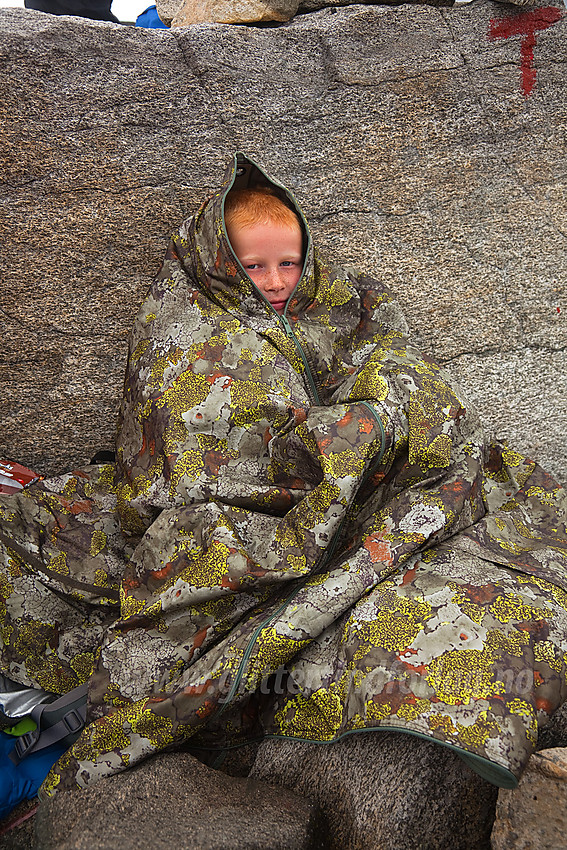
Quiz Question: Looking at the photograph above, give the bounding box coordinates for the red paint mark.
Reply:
[488,7,564,97]
[557,306,562,314]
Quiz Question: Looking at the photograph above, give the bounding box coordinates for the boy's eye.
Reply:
[245,263,260,270]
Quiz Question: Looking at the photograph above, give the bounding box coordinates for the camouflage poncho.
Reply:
[1,153,567,796]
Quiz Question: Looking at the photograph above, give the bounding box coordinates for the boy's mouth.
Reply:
[270,299,287,312]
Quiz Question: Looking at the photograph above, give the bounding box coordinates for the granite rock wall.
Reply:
[0,2,565,482]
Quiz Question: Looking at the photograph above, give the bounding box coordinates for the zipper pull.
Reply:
[280,315,296,339]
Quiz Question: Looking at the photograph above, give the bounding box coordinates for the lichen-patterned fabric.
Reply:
[1,153,566,797]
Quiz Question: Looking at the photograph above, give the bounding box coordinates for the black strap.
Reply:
[9,682,88,765]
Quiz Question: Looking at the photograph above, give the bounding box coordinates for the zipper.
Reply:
[359,402,386,471]
[278,313,320,405]
[214,581,305,717]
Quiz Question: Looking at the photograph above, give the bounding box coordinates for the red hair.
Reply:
[225,187,301,234]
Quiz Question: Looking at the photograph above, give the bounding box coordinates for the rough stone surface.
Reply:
[160,0,453,27]
[297,0,542,10]
[298,0,452,10]
[166,0,299,27]
[250,732,499,849]
[161,0,544,25]
[33,751,319,850]
[491,747,567,850]
[537,701,567,750]
[154,0,178,25]
[0,801,37,850]
[0,3,565,485]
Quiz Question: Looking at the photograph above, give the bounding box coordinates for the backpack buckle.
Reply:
[62,708,84,734]
[13,728,40,760]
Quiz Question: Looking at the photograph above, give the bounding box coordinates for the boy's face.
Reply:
[228,221,303,315]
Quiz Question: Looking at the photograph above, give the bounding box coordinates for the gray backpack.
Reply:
[0,676,87,765]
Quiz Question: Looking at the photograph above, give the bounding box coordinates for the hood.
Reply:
[172,152,317,320]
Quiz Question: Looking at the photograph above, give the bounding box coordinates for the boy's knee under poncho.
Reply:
[1,152,567,797]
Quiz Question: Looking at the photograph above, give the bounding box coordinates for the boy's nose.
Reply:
[265,269,284,290]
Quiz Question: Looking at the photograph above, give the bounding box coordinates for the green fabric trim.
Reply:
[4,716,37,736]
[456,751,518,789]
[190,725,519,790]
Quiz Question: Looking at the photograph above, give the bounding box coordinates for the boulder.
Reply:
[491,748,567,850]
[164,0,300,28]
[33,751,320,850]
[0,3,565,484]
[249,732,498,849]
[160,0,551,30]
[163,0,449,28]
[297,0,542,10]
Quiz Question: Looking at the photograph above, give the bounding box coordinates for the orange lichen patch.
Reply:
[317,435,334,453]
[292,407,307,426]
[535,696,554,713]
[358,413,375,434]
[122,573,141,592]
[192,626,209,652]
[439,479,466,496]
[69,500,94,515]
[195,699,217,720]
[206,370,232,385]
[203,448,230,477]
[402,561,420,586]
[400,658,428,676]
[364,532,394,566]
[151,562,175,581]
[183,679,214,698]
[460,582,501,606]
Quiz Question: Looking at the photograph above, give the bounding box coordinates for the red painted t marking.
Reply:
[488,7,564,97]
